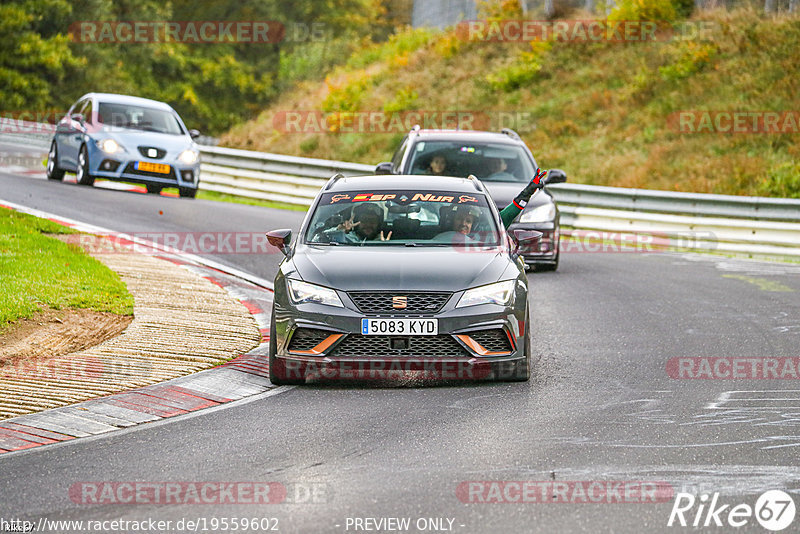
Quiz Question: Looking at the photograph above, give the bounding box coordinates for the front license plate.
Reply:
[361,318,438,336]
[136,161,170,174]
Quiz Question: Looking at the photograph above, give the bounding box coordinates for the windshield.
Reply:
[97,103,185,135]
[407,140,536,183]
[305,190,501,247]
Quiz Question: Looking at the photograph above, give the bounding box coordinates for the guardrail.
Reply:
[195,145,800,258]
[3,125,799,258]
[198,145,372,205]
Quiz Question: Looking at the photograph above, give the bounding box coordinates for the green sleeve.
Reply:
[499,203,522,228]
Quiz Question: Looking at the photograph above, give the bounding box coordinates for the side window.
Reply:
[391,136,408,173]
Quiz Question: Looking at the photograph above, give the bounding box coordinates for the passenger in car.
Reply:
[323,204,392,243]
[427,155,448,175]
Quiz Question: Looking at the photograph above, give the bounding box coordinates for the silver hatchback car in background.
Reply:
[47,93,201,198]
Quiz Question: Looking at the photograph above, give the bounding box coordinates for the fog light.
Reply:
[181,170,194,182]
[100,159,120,172]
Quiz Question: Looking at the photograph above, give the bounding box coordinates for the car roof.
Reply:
[410,129,525,145]
[81,93,175,111]
[326,174,487,194]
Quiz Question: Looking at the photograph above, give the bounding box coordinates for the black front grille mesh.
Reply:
[328,335,468,358]
[348,292,451,314]
[469,329,512,353]
[288,328,331,352]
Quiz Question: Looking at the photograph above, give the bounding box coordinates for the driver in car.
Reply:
[485,157,516,181]
[434,205,483,243]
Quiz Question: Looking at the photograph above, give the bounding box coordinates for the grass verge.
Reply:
[0,207,134,331]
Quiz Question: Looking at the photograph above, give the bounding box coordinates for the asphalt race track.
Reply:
[2,166,800,533]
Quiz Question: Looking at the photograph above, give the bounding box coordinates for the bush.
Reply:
[758,162,800,198]
[608,0,677,22]
[485,42,551,93]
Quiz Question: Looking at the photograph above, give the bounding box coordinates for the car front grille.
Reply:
[468,329,513,353]
[122,162,176,179]
[328,334,468,358]
[138,146,166,159]
[288,328,331,352]
[348,292,452,315]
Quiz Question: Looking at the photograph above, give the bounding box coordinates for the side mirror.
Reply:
[510,229,542,256]
[188,129,201,140]
[546,169,567,184]
[375,162,393,175]
[266,229,292,256]
[70,113,85,125]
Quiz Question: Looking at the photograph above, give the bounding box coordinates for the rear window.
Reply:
[305,190,501,247]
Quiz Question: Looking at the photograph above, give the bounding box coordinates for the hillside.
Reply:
[220,7,800,197]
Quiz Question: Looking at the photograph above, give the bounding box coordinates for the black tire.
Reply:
[146,184,162,194]
[46,141,65,181]
[76,145,95,186]
[509,308,531,382]
[178,187,197,198]
[268,311,304,386]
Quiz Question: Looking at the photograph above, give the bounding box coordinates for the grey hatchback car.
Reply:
[266,173,541,385]
[376,128,566,271]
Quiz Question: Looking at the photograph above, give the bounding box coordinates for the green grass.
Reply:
[196,190,309,212]
[0,208,134,331]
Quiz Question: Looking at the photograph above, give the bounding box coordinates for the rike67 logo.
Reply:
[668,490,796,531]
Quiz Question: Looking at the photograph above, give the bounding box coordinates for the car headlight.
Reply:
[457,280,516,308]
[97,138,122,154]
[287,279,343,308]
[518,203,556,223]
[178,150,199,164]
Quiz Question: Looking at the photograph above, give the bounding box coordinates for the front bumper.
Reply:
[272,286,527,382]
[87,143,200,190]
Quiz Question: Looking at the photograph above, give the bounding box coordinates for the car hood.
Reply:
[481,181,552,209]
[95,128,193,153]
[291,246,517,291]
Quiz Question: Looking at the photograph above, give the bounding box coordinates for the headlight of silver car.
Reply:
[178,149,199,164]
[96,138,122,154]
[287,279,343,308]
[518,203,556,223]
[456,280,516,308]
